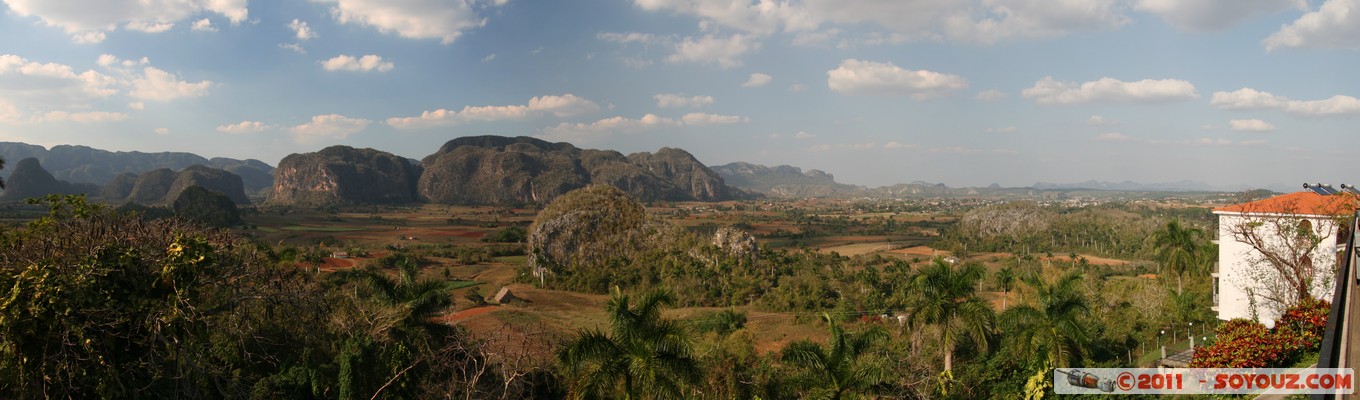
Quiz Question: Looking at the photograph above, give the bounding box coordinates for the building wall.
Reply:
[1215,212,1339,328]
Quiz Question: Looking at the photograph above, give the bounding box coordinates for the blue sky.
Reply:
[1,0,1357,189]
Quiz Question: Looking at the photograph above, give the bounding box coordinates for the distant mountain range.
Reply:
[1030,180,1262,192]
[0,142,273,195]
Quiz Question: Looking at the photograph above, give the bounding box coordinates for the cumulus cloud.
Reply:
[279,43,306,54]
[289,114,370,142]
[633,0,820,35]
[1088,115,1108,125]
[217,120,272,133]
[1095,132,1133,141]
[943,0,1130,44]
[0,54,119,104]
[598,31,664,44]
[540,112,746,142]
[1229,119,1276,132]
[191,18,216,32]
[125,21,175,33]
[1135,0,1305,31]
[387,105,528,129]
[1022,76,1198,104]
[321,55,395,72]
[654,93,714,108]
[129,66,214,101]
[319,0,500,44]
[826,59,968,99]
[3,0,247,42]
[667,34,759,68]
[680,112,747,125]
[1263,0,1360,51]
[528,94,601,117]
[976,89,1006,102]
[388,94,601,129]
[742,73,772,88]
[1210,87,1360,117]
[39,110,127,123]
[154,127,170,135]
[794,131,814,140]
[290,19,317,40]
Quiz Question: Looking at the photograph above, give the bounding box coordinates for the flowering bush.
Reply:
[1189,299,1331,368]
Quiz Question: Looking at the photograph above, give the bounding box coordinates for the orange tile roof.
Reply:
[1214,191,1359,216]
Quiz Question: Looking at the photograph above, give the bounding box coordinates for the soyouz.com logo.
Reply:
[1054,368,1356,395]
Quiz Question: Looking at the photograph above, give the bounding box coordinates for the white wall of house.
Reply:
[1214,212,1339,328]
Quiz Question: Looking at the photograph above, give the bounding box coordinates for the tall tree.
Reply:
[1001,271,1091,369]
[995,266,1016,310]
[557,288,701,400]
[1152,219,1206,295]
[906,258,996,375]
[780,313,890,400]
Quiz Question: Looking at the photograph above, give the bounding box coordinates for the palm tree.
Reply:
[557,288,702,400]
[906,258,996,374]
[1001,271,1091,369]
[995,266,1016,310]
[1152,219,1205,295]
[780,313,890,400]
[363,255,454,332]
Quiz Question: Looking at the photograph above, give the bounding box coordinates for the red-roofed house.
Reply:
[1212,191,1357,327]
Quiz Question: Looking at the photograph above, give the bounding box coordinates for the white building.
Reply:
[1212,191,1353,327]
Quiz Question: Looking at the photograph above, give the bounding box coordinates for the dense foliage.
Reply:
[1189,298,1330,368]
[173,185,243,227]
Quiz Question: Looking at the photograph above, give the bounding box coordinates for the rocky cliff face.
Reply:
[116,166,249,205]
[710,161,858,197]
[269,146,421,206]
[165,165,250,205]
[0,158,95,200]
[418,135,739,206]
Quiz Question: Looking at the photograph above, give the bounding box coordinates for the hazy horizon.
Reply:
[0,0,1355,189]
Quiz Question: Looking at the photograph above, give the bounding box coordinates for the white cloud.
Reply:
[654,93,714,108]
[1210,87,1360,117]
[944,0,1130,44]
[1264,0,1360,51]
[742,73,772,88]
[794,131,814,140]
[321,55,395,72]
[528,94,600,117]
[1095,132,1132,141]
[320,0,499,44]
[289,19,317,40]
[129,66,214,101]
[1229,119,1276,132]
[217,120,272,133]
[481,53,496,63]
[1022,76,1198,104]
[667,34,759,68]
[1087,115,1108,125]
[72,31,106,44]
[1135,0,1305,31]
[389,94,600,129]
[976,89,1006,102]
[826,59,968,99]
[125,21,174,33]
[191,18,216,32]
[680,112,747,125]
[540,111,746,142]
[39,110,128,123]
[883,141,917,149]
[598,31,664,44]
[633,0,820,35]
[279,43,306,54]
[96,54,119,67]
[154,127,170,135]
[540,113,678,142]
[0,54,119,104]
[388,105,528,129]
[289,114,370,142]
[3,0,247,41]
